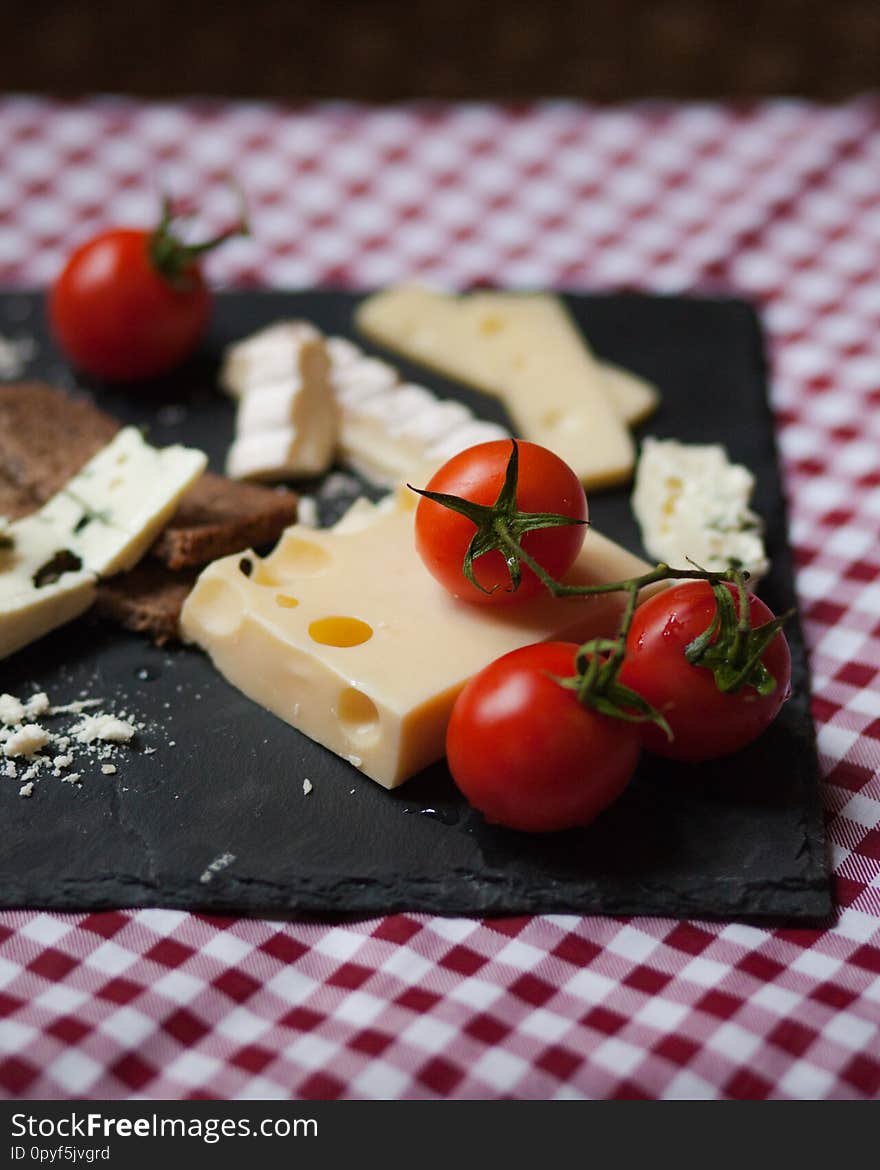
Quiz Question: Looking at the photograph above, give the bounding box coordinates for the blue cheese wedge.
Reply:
[0,526,96,661]
[632,438,769,582]
[1,428,206,660]
[40,427,207,576]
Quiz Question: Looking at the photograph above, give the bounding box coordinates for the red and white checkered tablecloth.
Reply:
[1,96,879,1101]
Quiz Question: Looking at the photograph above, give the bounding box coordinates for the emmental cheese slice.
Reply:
[355,286,643,488]
[180,492,655,789]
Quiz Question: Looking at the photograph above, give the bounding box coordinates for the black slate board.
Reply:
[0,290,831,921]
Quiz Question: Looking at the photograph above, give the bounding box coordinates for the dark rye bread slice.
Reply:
[95,563,199,646]
[151,473,298,570]
[104,475,299,642]
[0,382,121,519]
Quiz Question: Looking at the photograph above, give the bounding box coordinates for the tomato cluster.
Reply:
[414,440,792,833]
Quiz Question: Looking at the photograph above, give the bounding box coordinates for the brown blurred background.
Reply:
[1,0,878,101]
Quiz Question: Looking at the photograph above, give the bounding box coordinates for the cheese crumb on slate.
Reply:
[303,778,313,795]
[0,694,26,725]
[3,725,51,758]
[0,689,152,797]
[72,714,137,744]
[199,852,236,884]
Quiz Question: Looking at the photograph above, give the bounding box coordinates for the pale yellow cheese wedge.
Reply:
[355,286,645,487]
[181,491,657,789]
[601,361,660,426]
[464,292,659,426]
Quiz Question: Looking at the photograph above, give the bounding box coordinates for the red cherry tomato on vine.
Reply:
[447,641,639,832]
[618,581,792,762]
[49,197,246,381]
[414,440,588,605]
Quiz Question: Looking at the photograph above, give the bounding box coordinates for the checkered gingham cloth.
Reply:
[0,96,879,1101]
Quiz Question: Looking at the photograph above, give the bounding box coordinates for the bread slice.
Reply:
[95,562,198,645]
[0,383,120,518]
[151,472,298,570]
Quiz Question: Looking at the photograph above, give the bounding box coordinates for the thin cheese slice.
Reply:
[40,427,207,576]
[180,492,656,789]
[355,286,637,488]
[327,337,509,488]
[224,326,338,481]
[464,291,659,425]
[1,428,207,659]
[220,321,325,398]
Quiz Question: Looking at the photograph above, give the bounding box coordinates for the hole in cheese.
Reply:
[188,578,243,637]
[275,594,299,608]
[479,315,504,335]
[109,477,124,490]
[270,535,332,578]
[338,687,380,745]
[308,616,373,647]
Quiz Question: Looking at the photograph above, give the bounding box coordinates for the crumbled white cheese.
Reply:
[632,438,769,583]
[199,852,236,884]
[0,690,152,798]
[3,724,50,758]
[24,692,50,718]
[0,333,35,380]
[72,714,137,744]
[18,781,34,798]
[302,778,313,795]
[346,755,363,768]
[296,495,319,527]
[0,694,26,726]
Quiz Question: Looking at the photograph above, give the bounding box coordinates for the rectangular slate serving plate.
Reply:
[0,290,831,921]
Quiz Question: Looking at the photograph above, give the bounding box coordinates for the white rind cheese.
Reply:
[355,286,645,488]
[327,337,509,487]
[224,328,339,481]
[180,491,657,789]
[220,321,325,398]
[632,437,769,583]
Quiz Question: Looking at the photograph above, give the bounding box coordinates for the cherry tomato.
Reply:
[49,229,210,381]
[415,440,588,605]
[49,197,246,381]
[618,581,792,762]
[447,642,639,832]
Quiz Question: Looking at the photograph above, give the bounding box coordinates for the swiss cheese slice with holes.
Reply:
[180,491,657,788]
[355,286,645,487]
